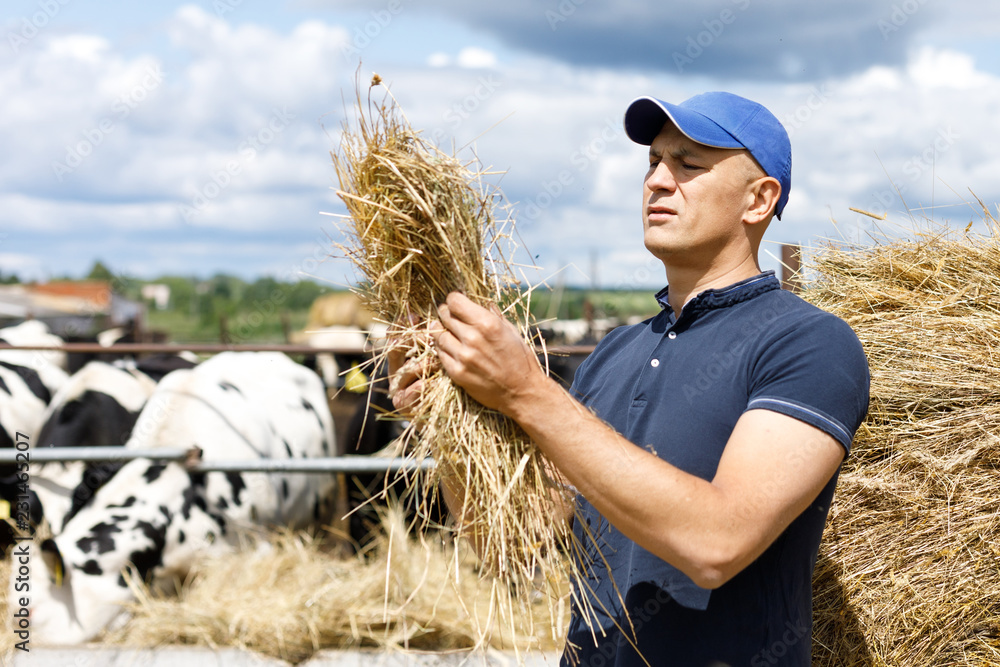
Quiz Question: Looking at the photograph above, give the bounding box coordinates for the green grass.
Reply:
[146,308,312,344]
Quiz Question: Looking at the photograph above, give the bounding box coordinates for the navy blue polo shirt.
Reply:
[561,271,870,667]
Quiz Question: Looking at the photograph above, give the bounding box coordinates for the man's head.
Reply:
[624,92,791,219]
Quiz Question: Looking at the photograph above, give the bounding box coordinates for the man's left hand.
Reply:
[433,292,545,413]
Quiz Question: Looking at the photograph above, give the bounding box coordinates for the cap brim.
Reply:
[623,96,745,149]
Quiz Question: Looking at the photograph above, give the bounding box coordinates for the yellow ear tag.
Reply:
[0,500,9,520]
[344,363,368,394]
[54,558,63,588]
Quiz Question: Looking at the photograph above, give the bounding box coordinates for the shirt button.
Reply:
[667,331,677,340]
[650,359,660,368]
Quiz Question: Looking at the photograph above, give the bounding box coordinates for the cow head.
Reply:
[29,519,158,644]
[24,459,225,645]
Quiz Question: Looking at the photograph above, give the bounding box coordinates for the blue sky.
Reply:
[3,0,999,290]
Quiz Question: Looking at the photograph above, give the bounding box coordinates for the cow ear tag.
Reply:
[41,539,65,587]
[344,362,368,394]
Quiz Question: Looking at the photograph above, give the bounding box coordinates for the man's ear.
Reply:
[745,177,781,225]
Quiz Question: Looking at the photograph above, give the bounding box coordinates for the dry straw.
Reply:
[801,206,1000,666]
[328,74,585,652]
[0,514,568,664]
[96,510,565,663]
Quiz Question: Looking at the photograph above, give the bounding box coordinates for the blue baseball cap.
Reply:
[623,92,792,219]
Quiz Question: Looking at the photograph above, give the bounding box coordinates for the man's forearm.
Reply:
[503,373,749,588]
[502,372,844,589]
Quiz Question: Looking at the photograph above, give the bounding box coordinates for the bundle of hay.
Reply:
[329,75,580,646]
[802,214,1000,666]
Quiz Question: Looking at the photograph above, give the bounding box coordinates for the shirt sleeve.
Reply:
[745,311,871,455]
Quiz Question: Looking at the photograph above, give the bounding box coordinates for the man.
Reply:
[391,92,870,666]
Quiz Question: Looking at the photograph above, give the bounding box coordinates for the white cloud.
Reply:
[457,46,497,69]
[427,52,450,67]
[0,192,178,232]
[767,49,1000,245]
[424,47,498,70]
[1,5,353,231]
[43,34,111,62]
[907,47,991,89]
[3,5,999,288]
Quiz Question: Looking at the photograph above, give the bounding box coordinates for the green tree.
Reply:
[243,276,281,308]
[86,260,115,281]
[286,280,330,310]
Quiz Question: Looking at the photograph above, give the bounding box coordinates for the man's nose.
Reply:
[646,162,677,191]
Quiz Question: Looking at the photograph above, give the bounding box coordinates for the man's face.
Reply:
[642,122,759,267]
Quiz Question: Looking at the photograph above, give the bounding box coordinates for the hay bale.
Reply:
[801,218,1000,666]
[97,510,567,664]
[304,291,375,330]
[0,514,567,663]
[329,74,581,644]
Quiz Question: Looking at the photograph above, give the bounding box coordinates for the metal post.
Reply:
[781,243,801,292]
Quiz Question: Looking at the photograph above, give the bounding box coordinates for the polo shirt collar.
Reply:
[654,270,780,317]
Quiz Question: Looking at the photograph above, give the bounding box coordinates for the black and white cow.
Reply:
[0,322,69,548]
[25,351,338,644]
[29,356,201,536]
[0,321,69,450]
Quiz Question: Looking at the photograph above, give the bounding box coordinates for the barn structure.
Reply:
[0,281,144,339]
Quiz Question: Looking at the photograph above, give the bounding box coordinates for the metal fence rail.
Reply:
[0,343,374,355]
[0,342,597,356]
[0,447,435,473]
